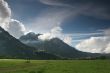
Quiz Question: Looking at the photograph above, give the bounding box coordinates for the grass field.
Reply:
[0,59,110,73]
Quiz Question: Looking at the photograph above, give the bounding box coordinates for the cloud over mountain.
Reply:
[0,0,11,24]
[5,19,26,38]
[38,27,73,45]
[76,29,110,53]
[0,0,26,38]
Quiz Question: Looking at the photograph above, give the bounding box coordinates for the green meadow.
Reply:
[0,59,110,73]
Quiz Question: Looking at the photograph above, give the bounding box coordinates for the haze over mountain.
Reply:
[0,26,60,59]
[19,32,105,59]
[0,26,109,59]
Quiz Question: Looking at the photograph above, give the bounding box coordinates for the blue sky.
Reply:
[6,0,110,32]
[3,0,110,53]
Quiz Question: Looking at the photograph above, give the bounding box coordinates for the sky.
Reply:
[0,0,110,53]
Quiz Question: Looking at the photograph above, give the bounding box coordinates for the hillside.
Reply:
[19,32,102,59]
[0,27,60,59]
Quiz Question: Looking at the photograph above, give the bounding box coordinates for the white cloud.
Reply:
[0,0,11,24]
[38,33,51,40]
[51,26,62,34]
[104,43,110,53]
[76,29,110,53]
[0,0,27,38]
[38,27,62,40]
[64,36,72,45]
[76,37,109,53]
[38,26,73,45]
[4,19,26,38]
[104,28,110,36]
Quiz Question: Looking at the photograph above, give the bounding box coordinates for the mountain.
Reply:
[0,27,60,59]
[19,32,103,59]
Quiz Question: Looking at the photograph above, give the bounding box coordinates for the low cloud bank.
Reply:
[76,28,110,53]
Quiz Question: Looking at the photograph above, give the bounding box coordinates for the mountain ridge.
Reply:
[19,32,106,59]
[0,27,60,59]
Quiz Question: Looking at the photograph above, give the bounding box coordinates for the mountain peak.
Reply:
[0,26,34,58]
[50,38,64,44]
[27,32,36,36]
[0,27,60,59]
[19,33,85,58]
[20,32,42,41]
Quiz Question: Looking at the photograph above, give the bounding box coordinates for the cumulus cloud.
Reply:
[0,0,26,38]
[38,26,73,45]
[76,29,110,53]
[38,27,62,40]
[4,19,26,38]
[0,0,11,24]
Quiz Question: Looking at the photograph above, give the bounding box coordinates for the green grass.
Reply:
[0,59,110,73]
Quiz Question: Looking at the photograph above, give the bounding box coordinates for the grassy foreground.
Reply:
[0,59,110,73]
